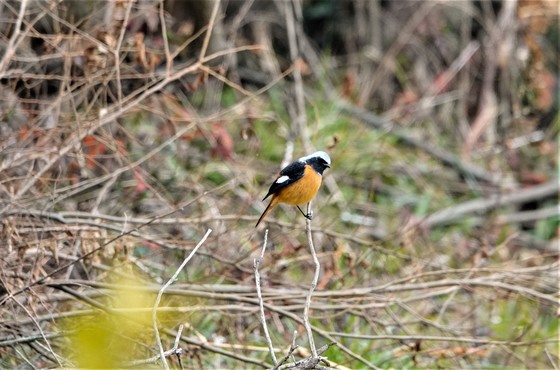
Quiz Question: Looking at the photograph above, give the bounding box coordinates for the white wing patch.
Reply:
[275,175,290,184]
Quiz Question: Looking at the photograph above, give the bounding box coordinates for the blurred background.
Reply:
[0,0,558,368]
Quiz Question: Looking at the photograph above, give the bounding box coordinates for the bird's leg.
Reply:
[297,205,313,220]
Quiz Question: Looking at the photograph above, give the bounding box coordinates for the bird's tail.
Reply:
[255,197,278,227]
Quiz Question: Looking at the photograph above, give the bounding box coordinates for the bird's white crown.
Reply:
[299,151,331,166]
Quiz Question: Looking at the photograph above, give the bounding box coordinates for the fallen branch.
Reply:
[424,179,558,227]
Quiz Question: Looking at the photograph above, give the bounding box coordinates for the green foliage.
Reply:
[534,208,559,240]
[221,87,238,107]
[491,298,558,342]
[205,170,228,185]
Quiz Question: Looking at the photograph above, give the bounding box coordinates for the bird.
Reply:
[255,151,331,227]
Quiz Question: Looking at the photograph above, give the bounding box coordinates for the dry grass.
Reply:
[0,0,558,369]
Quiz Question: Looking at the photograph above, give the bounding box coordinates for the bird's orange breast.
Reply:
[275,164,322,205]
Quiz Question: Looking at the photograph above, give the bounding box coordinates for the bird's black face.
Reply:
[307,157,331,175]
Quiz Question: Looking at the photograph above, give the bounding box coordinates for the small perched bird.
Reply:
[256,151,331,227]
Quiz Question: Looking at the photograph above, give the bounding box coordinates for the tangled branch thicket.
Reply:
[1,0,558,369]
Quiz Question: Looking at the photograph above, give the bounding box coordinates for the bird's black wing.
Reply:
[262,161,306,200]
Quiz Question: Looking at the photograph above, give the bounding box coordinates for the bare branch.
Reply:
[303,202,320,359]
[153,229,212,369]
[254,229,278,365]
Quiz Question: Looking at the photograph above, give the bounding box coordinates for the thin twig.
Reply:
[0,0,28,73]
[545,347,559,370]
[198,64,256,97]
[153,229,212,369]
[113,0,134,106]
[129,325,184,367]
[8,297,63,367]
[159,0,173,77]
[0,333,61,347]
[198,0,221,61]
[254,229,278,365]
[275,343,336,370]
[272,331,299,370]
[303,202,319,358]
